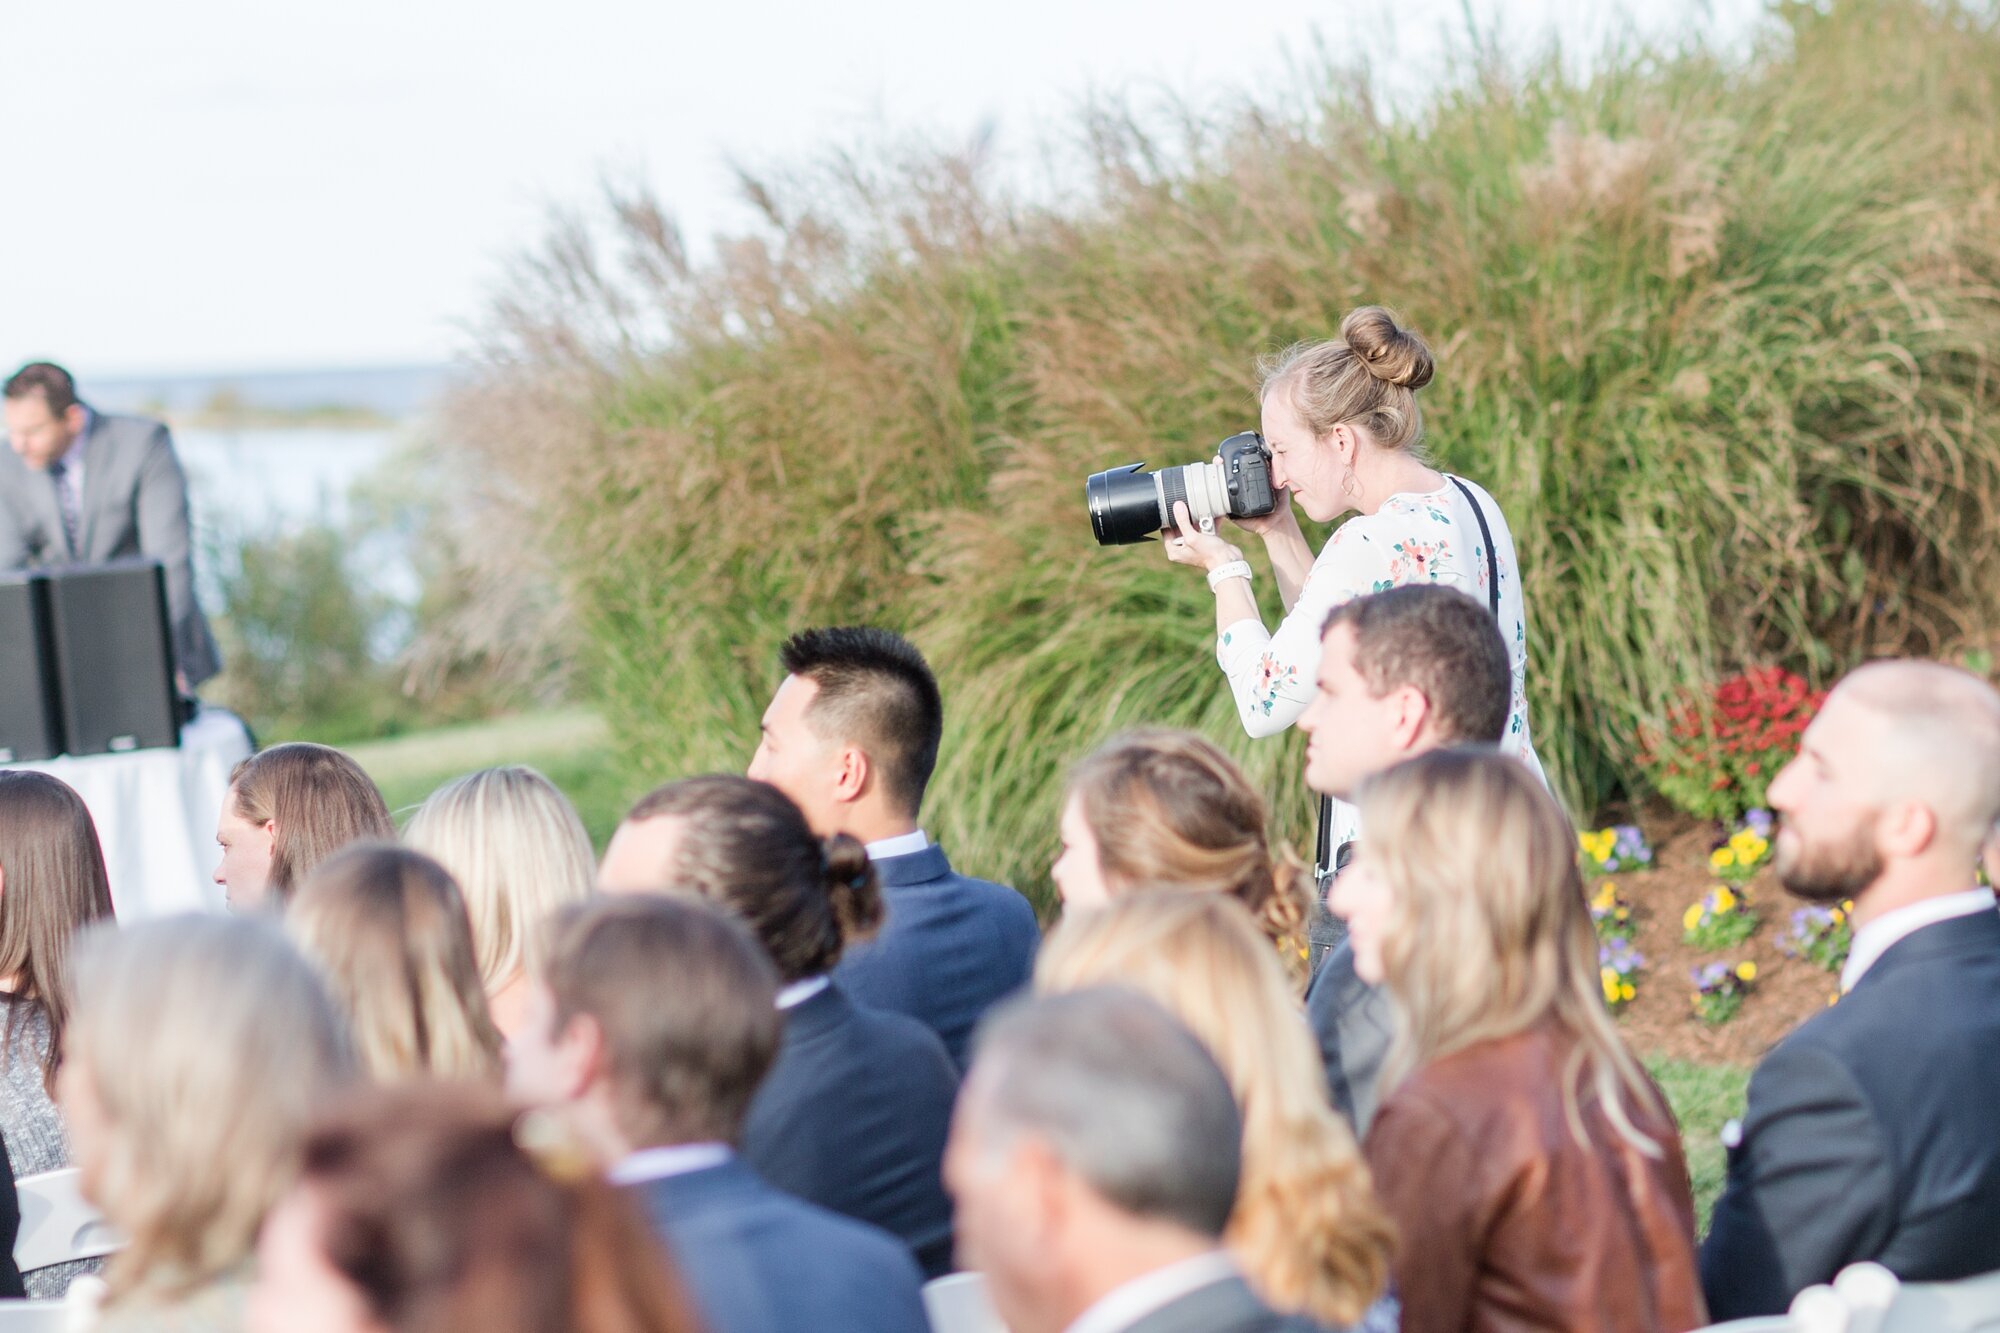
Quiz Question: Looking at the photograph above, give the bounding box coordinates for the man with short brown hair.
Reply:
[505,894,930,1333]
[1,361,220,688]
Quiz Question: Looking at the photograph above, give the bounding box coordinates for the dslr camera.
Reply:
[1085,432,1278,546]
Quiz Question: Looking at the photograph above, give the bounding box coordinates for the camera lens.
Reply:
[1086,464,1168,546]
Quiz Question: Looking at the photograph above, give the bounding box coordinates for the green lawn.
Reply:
[1650,1057,1750,1234]
[347,707,632,848]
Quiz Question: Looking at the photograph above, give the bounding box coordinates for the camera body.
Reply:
[1085,431,1279,546]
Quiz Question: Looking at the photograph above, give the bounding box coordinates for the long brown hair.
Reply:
[1066,730,1309,978]
[1355,748,1667,1154]
[289,844,504,1082]
[229,743,395,905]
[0,771,115,1093]
[1038,893,1393,1327]
[296,1082,702,1333]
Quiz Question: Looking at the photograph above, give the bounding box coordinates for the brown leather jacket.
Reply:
[1364,1021,1707,1333]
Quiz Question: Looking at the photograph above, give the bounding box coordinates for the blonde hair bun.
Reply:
[1339,306,1435,391]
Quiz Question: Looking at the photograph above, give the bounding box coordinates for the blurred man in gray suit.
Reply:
[1,362,220,688]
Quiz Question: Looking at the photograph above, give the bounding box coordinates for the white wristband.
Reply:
[1206,560,1254,592]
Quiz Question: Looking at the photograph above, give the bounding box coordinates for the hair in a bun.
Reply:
[1339,306,1435,390]
[1257,305,1437,454]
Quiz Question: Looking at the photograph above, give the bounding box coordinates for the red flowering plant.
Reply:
[1640,667,1826,821]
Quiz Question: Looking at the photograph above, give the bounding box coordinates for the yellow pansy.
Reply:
[1591,882,1617,911]
[1614,907,1631,921]
[1830,908,1845,924]
[1620,983,1636,1002]
[1731,831,1769,861]
[1736,961,1758,982]
[1712,886,1738,913]
[1710,847,1736,869]
[1683,903,1705,931]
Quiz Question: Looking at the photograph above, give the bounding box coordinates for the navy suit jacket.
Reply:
[741,980,958,1277]
[1701,905,2000,1318]
[632,1157,931,1333]
[832,842,1039,1070]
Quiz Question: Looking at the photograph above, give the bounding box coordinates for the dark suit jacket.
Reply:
[1701,905,2000,1318]
[741,980,959,1277]
[1122,1274,1328,1333]
[0,409,221,686]
[833,842,1039,1070]
[1304,941,1395,1139]
[0,1132,24,1300]
[632,1157,931,1333]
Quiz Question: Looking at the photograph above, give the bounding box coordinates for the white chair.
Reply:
[11,1169,120,1276]
[0,1302,69,1331]
[1884,1265,2000,1332]
[922,1272,1006,1333]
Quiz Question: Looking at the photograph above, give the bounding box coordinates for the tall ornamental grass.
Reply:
[443,0,2000,910]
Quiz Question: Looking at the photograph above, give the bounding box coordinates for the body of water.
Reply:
[176,425,415,607]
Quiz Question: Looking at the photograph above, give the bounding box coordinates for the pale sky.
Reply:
[4,0,1765,375]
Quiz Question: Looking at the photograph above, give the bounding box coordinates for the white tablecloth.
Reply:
[7,708,251,920]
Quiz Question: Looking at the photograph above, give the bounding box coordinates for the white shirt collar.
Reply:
[1841,889,1996,992]
[1062,1252,1238,1333]
[864,828,929,861]
[607,1142,732,1187]
[777,975,831,1010]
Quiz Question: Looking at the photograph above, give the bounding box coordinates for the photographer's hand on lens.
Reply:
[1164,501,1244,573]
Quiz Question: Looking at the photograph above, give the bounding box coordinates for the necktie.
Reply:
[47,457,81,558]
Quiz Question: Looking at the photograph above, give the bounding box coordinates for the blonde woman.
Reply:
[60,915,354,1330]
[403,766,595,1038]
[1051,730,1310,980]
[1330,748,1703,1333]
[1037,892,1395,1331]
[1165,308,1543,859]
[289,844,503,1082]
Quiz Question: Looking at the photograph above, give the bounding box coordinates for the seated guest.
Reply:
[504,895,932,1333]
[746,625,1038,1068]
[1331,749,1703,1333]
[248,1082,701,1333]
[404,765,597,1038]
[599,775,959,1277]
[1052,730,1310,979]
[1296,584,1512,1134]
[288,844,504,1082]
[62,915,355,1330]
[1702,661,2000,1317]
[947,988,1326,1333]
[0,771,115,1296]
[215,743,395,910]
[1038,893,1394,1330]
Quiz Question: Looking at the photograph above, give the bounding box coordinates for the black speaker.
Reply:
[45,559,181,755]
[0,571,64,763]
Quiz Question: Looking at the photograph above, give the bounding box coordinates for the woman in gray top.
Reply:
[0,771,117,1297]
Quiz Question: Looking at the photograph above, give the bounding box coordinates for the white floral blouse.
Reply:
[1216,476,1544,798]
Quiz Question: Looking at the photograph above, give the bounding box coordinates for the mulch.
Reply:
[1603,812,1842,1068]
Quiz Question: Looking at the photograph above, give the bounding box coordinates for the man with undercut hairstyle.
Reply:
[1701,660,2000,1319]
[748,626,1039,1069]
[1295,584,1514,1134]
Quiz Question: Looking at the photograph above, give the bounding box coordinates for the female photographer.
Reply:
[1165,307,1543,804]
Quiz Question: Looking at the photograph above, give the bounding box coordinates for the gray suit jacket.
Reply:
[1304,941,1394,1140]
[1123,1275,1329,1333]
[0,410,220,686]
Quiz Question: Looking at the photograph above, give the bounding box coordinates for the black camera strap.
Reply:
[1448,475,1502,617]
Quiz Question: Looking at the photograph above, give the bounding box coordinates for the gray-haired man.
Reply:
[945,988,1326,1333]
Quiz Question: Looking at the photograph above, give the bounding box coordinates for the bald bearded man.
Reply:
[1701,660,2000,1318]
